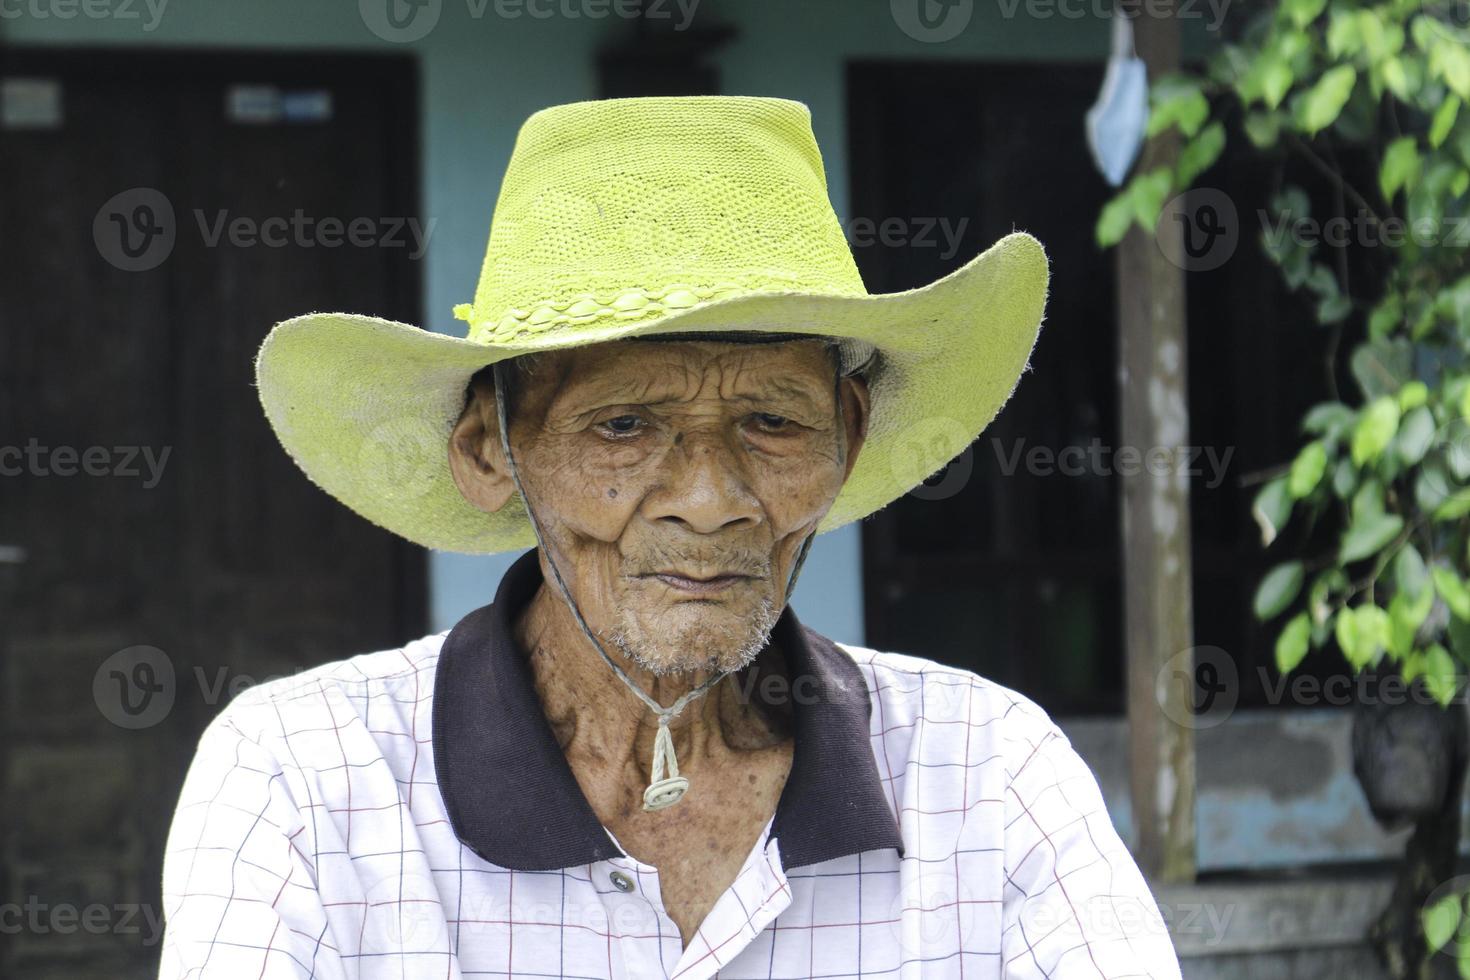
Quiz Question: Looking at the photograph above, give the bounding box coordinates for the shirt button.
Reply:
[609,870,635,893]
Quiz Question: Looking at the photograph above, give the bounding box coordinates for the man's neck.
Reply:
[512,582,792,797]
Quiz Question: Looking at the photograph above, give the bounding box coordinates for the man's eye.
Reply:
[753,413,791,431]
[600,415,643,435]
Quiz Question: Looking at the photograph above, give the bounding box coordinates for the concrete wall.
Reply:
[1065,706,1470,873]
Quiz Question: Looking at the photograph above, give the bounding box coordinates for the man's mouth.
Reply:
[645,570,756,596]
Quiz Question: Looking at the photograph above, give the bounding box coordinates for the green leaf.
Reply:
[1398,380,1428,412]
[1450,614,1470,663]
[1410,14,1440,53]
[1302,402,1356,439]
[1255,561,1306,620]
[1433,37,1470,100]
[1389,588,1434,658]
[1434,488,1470,521]
[1096,192,1135,247]
[1131,168,1174,230]
[1327,10,1362,59]
[1296,65,1357,135]
[1395,543,1431,599]
[1356,8,1387,59]
[1177,122,1226,187]
[1276,613,1313,674]
[1253,477,1294,547]
[1288,441,1328,497]
[1351,340,1413,400]
[1424,643,1461,705]
[1148,76,1210,139]
[1436,566,1470,621]
[1341,511,1404,562]
[1351,396,1402,466]
[1380,136,1422,201]
[1318,293,1353,324]
[1261,57,1296,111]
[1359,10,1404,64]
[1379,56,1411,103]
[1403,650,1428,684]
[1432,95,1462,149]
[1369,294,1404,339]
[1333,456,1360,499]
[1417,461,1456,513]
[1282,0,1327,28]
[1243,111,1283,149]
[1425,892,1462,953]
[1342,479,1402,562]
[1457,907,1470,976]
[1397,405,1436,465]
[1336,604,1389,669]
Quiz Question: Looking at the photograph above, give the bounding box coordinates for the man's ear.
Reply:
[448,376,517,514]
[838,373,870,482]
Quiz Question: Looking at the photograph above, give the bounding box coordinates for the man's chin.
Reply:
[606,601,778,677]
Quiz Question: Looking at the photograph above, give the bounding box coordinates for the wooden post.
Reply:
[1118,4,1197,884]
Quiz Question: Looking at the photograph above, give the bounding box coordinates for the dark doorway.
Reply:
[0,47,426,977]
[849,61,1125,716]
[848,61,1340,719]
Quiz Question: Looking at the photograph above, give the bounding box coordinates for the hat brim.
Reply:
[254,231,1049,554]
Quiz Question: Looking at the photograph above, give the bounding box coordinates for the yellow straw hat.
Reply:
[254,95,1050,554]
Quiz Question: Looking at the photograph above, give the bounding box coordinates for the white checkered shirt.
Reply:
[159,548,1182,978]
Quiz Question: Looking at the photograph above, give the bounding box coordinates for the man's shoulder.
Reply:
[213,629,451,740]
[832,640,1067,753]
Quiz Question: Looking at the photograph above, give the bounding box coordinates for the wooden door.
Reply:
[0,48,426,978]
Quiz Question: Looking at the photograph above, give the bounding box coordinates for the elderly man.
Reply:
[159,96,1181,978]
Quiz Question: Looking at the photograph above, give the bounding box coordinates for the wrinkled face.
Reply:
[449,337,869,676]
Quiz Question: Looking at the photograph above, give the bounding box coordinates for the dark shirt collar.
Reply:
[432,547,905,872]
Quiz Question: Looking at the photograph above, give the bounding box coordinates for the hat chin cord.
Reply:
[490,359,821,812]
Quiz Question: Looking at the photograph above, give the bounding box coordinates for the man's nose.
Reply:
[643,429,763,535]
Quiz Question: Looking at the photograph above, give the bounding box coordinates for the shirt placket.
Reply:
[669,830,792,980]
[593,849,686,979]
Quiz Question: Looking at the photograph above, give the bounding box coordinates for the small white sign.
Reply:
[226,84,282,124]
[2,77,63,130]
[282,89,333,123]
[227,85,333,125]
